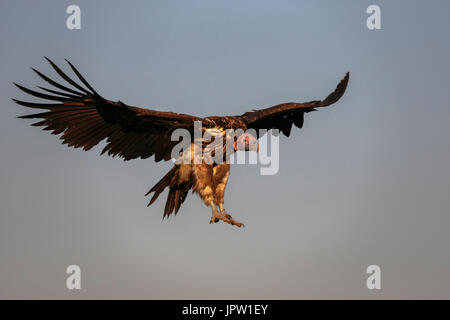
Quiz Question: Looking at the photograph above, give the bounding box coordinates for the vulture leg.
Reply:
[218,203,228,215]
[193,163,244,228]
[213,163,230,212]
[213,163,244,227]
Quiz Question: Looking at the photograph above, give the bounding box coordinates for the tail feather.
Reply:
[174,186,189,213]
[146,167,177,206]
[164,189,177,218]
[163,184,191,218]
[146,166,192,219]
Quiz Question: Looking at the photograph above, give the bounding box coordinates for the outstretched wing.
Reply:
[14,58,203,162]
[241,72,349,137]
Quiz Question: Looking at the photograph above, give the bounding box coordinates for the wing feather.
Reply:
[241,72,349,137]
[14,58,203,162]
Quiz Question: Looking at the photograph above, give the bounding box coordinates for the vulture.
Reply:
[13,58,349,228]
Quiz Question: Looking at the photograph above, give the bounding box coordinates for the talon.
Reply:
[209,204,245,228]
[209,216,220,224]
[227,216,245,228]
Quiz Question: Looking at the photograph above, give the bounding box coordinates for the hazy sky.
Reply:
[1,0,450,299]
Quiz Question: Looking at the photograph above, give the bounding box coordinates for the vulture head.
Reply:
[234,133,259,152]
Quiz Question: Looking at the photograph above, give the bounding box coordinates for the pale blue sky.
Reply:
[1,0,450,298]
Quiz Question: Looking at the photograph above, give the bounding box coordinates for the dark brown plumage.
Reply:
[14,58,349,227]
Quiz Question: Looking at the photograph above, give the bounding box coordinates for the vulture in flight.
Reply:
[13,58,349,228]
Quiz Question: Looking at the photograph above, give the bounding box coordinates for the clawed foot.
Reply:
[209,207,245,228]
